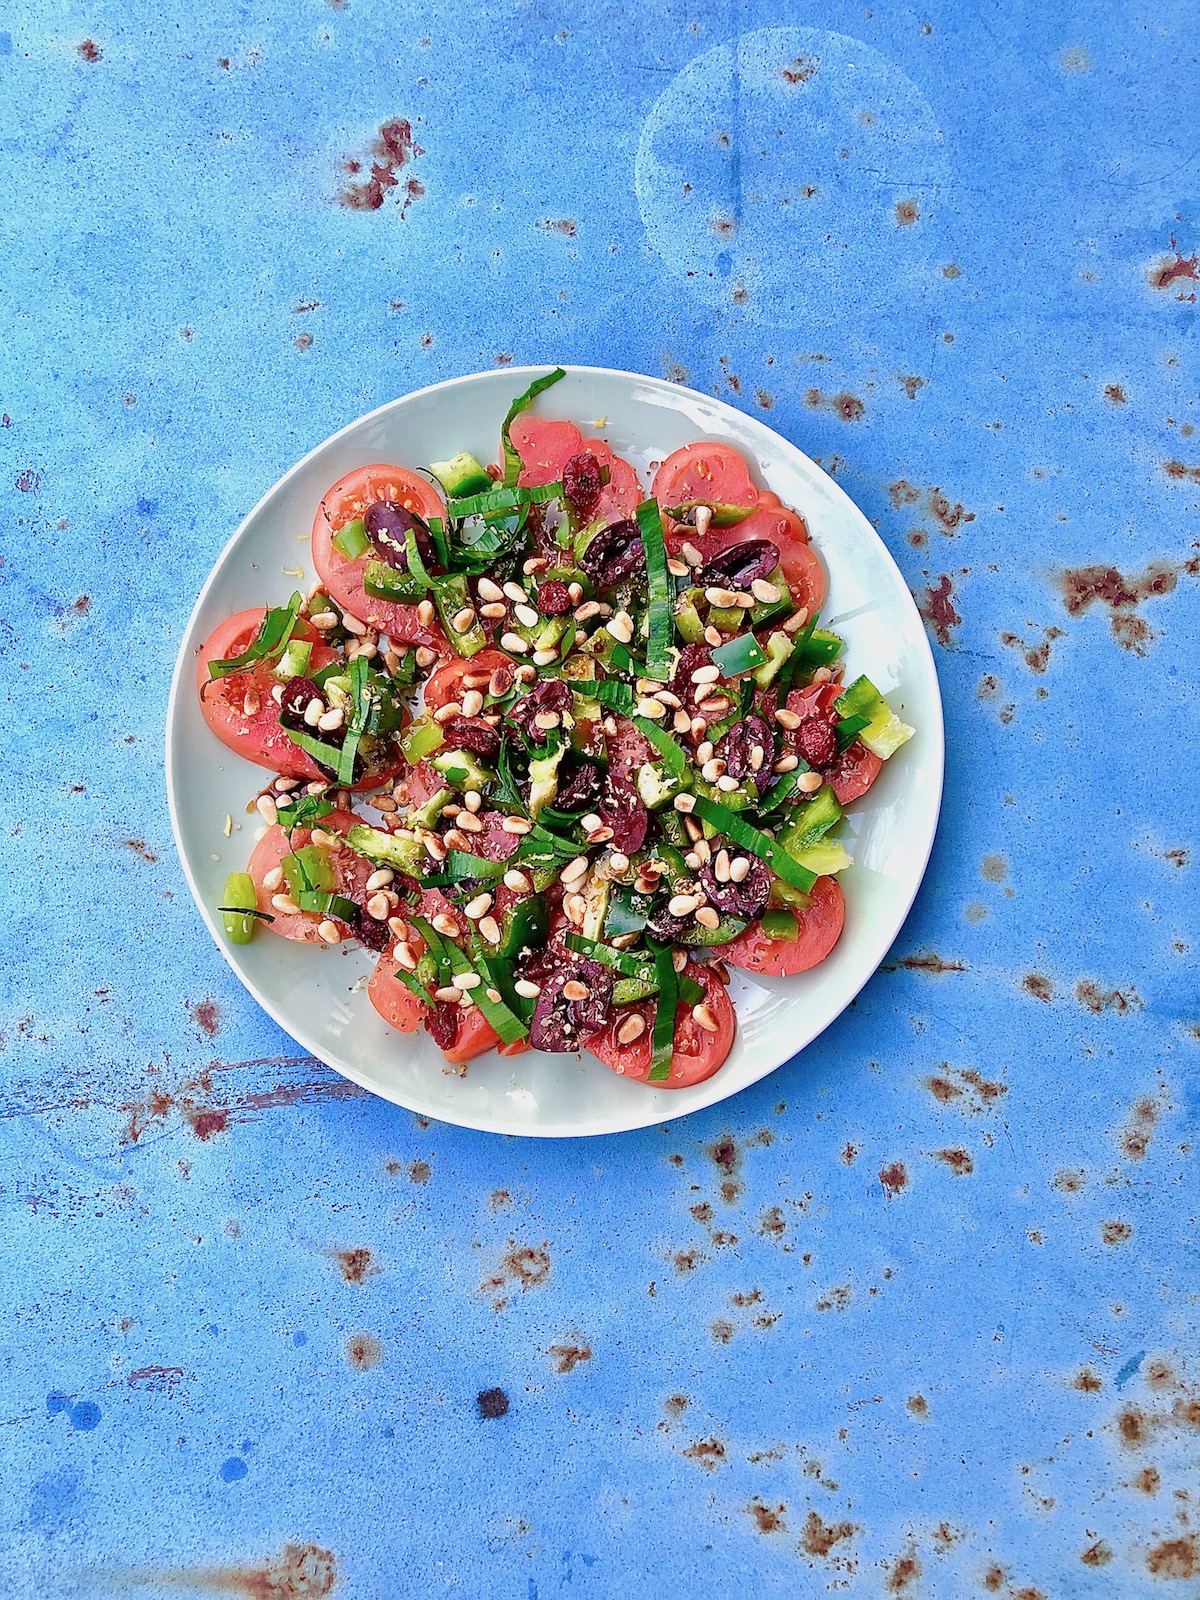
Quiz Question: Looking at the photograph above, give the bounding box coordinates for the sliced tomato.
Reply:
[652,442,761,517]
[422,648,510,712]
[587,963,735,1089]
[368,951,426,1034]
[510,415,643,522]
[310,463,447,647]
[722,876,845,975]
[784,684,882,805]
[246,808,373,944]
[736,494,825,612]
[197,610,341,780]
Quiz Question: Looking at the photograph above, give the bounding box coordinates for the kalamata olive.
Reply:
[716,714,775,796]
[578,519,645,589]
[555,756,604,814]
[796,716,838,770]
[562,452,603,518]
[509,677,573,742]
[696,539,779,590]
[669,642,718,716]
[441,716,502,763]
[279,675,323,732]
[353,909,391,953]
[598,773,648,854]
[698,856,771,919]
[529,960,614,1052]
[364,500,436,571]
[646,903,692,943]
[537,579,573,616]
[426,1002,459,1051]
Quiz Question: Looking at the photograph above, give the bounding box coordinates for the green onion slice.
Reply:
[835,714,871,751]
[392,966,438,1010]
[284,728,344,772]
[632,716,689,779]
[564,933,703,1005]
[501,368,567,487]
[636,499,674,679]
[275,793,335,833]
[448,481,563,519]
[594,680,636,715]
[208,593,302,679]
[690,796,818,892]
[443,941,528,1044]
[295,890,358,919]
[648,943,678,1083]
[408,915,454,987]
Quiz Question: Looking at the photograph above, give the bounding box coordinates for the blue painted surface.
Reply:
[1,1,1198,1595]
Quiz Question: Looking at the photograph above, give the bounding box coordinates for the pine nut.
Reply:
[797,770,823,793]
[502,869,530,892]
[705,587,739,608]
[701,758,726,782]
[383,649,402,676]
[421,831,447,860]
[256,794,279,826]
[782,607,810,634]
[692,837,711,865]
[695,906,721,930]
[574,600,602,622]
[463,892,493,920]
[616,1013,646,1045]
[513,603,538,628]
[691,664,721,684]
[673,708,692,733]
[460,689,484,717]
[522,556,547,574]
[668,894,699,916]
[656,689,682,709]
[394,941,418,971]
[462,671,491,689]
[263,866,284,891]
[502,581,526,603]
[728,856,751,883]
[463,790,482,812]
[696,741,714,764]
[452,971,481,990]
[692,506,713,539]
[309,611,338,629]
[692,1002,719,1034]
[706,698,730,717]
[813,667,833,683]
[534,711,561,730]
[586,823,614,844]
[500,632,529,654]
[488,667,513,697]
[774,754,800,773]
[568,581,583,603]
[450,607,476,634]
[749,744,764,771]
[673,793,696,814]
[605,611,634,644]
[532,648,558,666]
[693,683,714,704]
[775,708,802,730]
[342,612,367,635]
[271,683,285,704]
[415,645,439,668]
[637,698,666,719]
[562,979,590,1002]
[751,578,781,604]
[477,915,501,944]
[681,539,704,565]
[366,892,391,921]
[685,851,701,870]
[515,978,541,999]
[417,600,436,628]
[242,690,261,717]
[318,919,341,944]
[609,853,630,873]
[501,816,532,834]
[734,592,756,609]
[300,697,321,727]
[480,602,508,621]
[435,986,461,1003]
[714,849,731,883]
[477,577,505,602]
[305,780,328,795]
[564,893,587,925]
[387,916,409,939]
[667,558,688,577]
[560,855,590,884]
[456,810,483,833]
[317,707,344,731]
[433,701,463,723]
[672,948,689,972]
[431,913,459,937]
[716,774,740,792]
[703,626,723,647]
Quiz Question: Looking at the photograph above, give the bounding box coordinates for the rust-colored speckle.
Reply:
[889,479,921,508]
[1163,460,1200,483]
[879,1162,908,1198]
[756,390,774,409]
[1173,1397,1200,1428]
[70,593,92,616]
[1073,1369,1102,1392]
[720,1179,742,1205]
[481,1242,551,1306]
[14,468,41,493]
[887,949,967,975]
[77,39,102,61]
[927,1074,962,1104]
[332,1248,380,1285]
[124,838,158,863]
[1102,1220,1133,1246]
[681,1437,727,1471]
[1080,1540,1112,1568]
[1136,1467,1161,1493]
[188,997,222,1039]
[1058,558,1195,655]
[781,56,816,84]
[1122,1097,1159,1161]
[673,1248,704,1275]
[746,1499,787,1534]
[801,1512,856,1557]
[690,1201,714,1225]
[759,1206,786,1238]
[934,1147,974,1175]
[488,1188,511,1209]
[708,1134,739,1177]
[548,1344,591,1374]
[185,1107,230,1141]
[918,575,961,646]
[841,1142,859,1165]
[981,854,1007,882]
[407,1159,431,1185]
[126,1366,186,1393]
[815,1285,852,1312]
[901,375,926,399]
[294,333,314,352]
[907,1394,928,1417]
[1023,973,1054,1002]
[834,392,865,421]
[338,119,420,211]
[1104,384,1127,404]
[1162,847,1189,868]
[983,1567,1006,1591]
[711,213,737,240]
[477,1387,509,1419]
[1149,240,1199,297]
[885,1552,922,1592]
[711,1317,735,1343]
[176,1543,338,1599]
[664,1394,690,1417]
[346,1332,382,1370]
[1147,1537,1197,1578]
[1117,1405,1150,1448]
[894,199,919,226]
[1076,979,1141,1014]
[541,218,577,237]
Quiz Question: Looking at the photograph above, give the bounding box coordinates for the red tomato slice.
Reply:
[735,494,825,612]
[197,610,341,780]
[784,684,882,805]
[310,463,447,646]
[587,963,735,1089]
[422,648,510,712]
[652,442,761,516]
[368,953,426,1034]
[722,876,845,975]
[511,416,643,522]
[246,808,373,944]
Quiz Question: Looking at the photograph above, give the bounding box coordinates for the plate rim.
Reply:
[165,363,945,1138]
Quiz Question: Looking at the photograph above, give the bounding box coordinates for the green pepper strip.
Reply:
[408,915,454,987]
[502,368,567,487]
[690,796,818,892]
[208,593,302,679]
[336,654,371,786]
[648,944,678,1083]
[636,499,674,680]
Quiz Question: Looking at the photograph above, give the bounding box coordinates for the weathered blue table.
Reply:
[3,2,1197,1594]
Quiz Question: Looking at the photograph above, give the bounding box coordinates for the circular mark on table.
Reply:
[635,27,950,324]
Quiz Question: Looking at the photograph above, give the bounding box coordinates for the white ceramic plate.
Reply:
[166,366,944,1137]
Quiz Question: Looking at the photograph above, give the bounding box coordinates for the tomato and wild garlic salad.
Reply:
[200,369,913,1086]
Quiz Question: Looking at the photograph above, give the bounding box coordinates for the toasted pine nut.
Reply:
[432,913,459,937]
[728,856,751,883]
[692,1002,719,1033]
[681,539,704,565]
[567,581,583,602]
[452,971,481,990]
[695,906,721,929]
[751,578,782,604]
[514,978,542,999]
[749,744,764,771]
[667,558,688,577]
[672,948,689,973]
[463,790,482,812]
[605,611,634,644]
[309,611,338,629]
[317,707,344,732]
[421,831,447,860]
[797,770,823,793]
[574,600,602,622]
[534,711,560,731]
[532,649,558,666]
[705,586,739,608]
[609,852,630,874]
[504,869,531,892]
[480,602,508,621]
[463,892,493,920]
[674,793,696,814]
[513,663,536,684]
[502,816,532,834]
[416,600,436,628]
[701,758,726,782]
[502,581,527,603]
[562,979,590,1002]
[782,607,810,634]
[668,893,699,916]
[586,824,614,844]
[366,893,391,921]
[673,708,692,733]
[242,690,261,717]
[433,701,463,723]
[513,603,539,627]
[387,915,410,940]
[560,855,590,884]
[775,707,802,730]
[713,849,731,883]
[271,683,285,704]
[394,941,418,971]
[703,625,723,647]
[318,919,341,943]
[773,754,800,773]
[435,986,461,1003]
[341,612,367,635]
[415,645,439,667]
[256,794,279,826]
[616,1013,646,1045]
[637,698,666,719]
[477,577,505,602]
[500,632,529,654]
[564,893,587,925]
[813,666,833,683]
[456,810,483,834]
[478,915,502,944]
[460,689,484,718]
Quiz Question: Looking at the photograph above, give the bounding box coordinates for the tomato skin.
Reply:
[510,416,643,522]
[368,956,426,1033]
[784,684,882,805]
[197,610,340,780]
[587,963,735,1089]
[722,876,845,975]
[652,442,761,515]
[246,808,373,944]
[310,463,447,646]
[422,647,511,711]
[736,494,825,611]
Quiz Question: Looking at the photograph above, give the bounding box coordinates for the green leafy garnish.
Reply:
[689,796,818,892]
[501,368,567,487]
[636,499,674,679]
[208,594,302,679]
